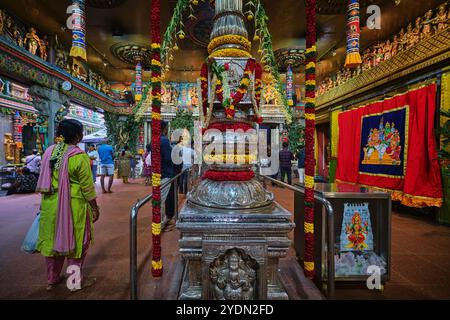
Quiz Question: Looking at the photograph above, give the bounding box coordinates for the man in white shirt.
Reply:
[87,144,100,183]
[25,149,41,178]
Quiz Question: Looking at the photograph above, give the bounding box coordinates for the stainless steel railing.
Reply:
[257,174,335,300]
[129,168,192,300]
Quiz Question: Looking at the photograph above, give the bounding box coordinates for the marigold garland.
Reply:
[204,154,257,164]
[208,35,252,54]
[150,0,163,278]
[209,48,252,58]
[304,0,316,280]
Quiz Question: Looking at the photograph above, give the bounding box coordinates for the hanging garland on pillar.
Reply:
[150,0,163,278]
[344,0,362,68]
[69,0,87,61]
[304,0,317,280]
[286,65,294,107]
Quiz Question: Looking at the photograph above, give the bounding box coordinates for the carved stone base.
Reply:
[177,201,294,300]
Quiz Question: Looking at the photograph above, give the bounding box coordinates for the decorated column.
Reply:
[286,65,294,107]
[344,0,362,68]
[69,0,87,61]
[150,0,163,278]
[135,60,143,102]
[304,0,317,280]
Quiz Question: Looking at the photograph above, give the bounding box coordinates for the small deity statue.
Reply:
[23,27,40,55]
[373,44,384,65]
[13,26,23,47]
[410,18,422,47]
[355,65,362,76]
[88,70,98,89]
[335,70,343,86]
[391,34,399,56]
[434,3,449,32]
[362,48,372,71]
[0,9,5,35]
[38,35,48,61]
[398,27,407,52]
[383,39,392,61]
[3,133,15,162]
[405,22,415,49]
[421,9,435,40]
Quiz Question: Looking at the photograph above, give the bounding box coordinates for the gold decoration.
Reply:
[209,48,252,58]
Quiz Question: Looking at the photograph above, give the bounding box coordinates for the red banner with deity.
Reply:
[336,84,443,207]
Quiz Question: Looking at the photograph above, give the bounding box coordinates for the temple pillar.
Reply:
[29,85,70,144]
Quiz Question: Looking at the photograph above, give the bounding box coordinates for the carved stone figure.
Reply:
[405,23,415,49]
[410,18,422,47]
[4,133,15,162]
[421,9,434,40]
[39,35,48,61]
[209,248,257,300]
[24,27,40,55]
[434,3,449,32]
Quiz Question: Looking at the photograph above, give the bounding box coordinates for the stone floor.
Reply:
[0,178,449,300]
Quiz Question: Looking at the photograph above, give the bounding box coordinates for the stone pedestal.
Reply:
[177,201,294,300]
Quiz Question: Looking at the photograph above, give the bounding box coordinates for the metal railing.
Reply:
[257,174,335,300]
[129,168,192,300]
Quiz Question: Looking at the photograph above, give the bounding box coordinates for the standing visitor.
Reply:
[36,119,100,291]
[143,144,152,186]
[98,139,115,193]
[6,167,37,196]
[279,142,294,185]
[118,145,133,184]
[160,121,174,229]
[87,145,99,183]
[25,149,41,178]
[297,146,305,184]
[180,141,195,194]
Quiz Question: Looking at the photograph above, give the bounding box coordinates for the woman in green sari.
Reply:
[36,119,100,291]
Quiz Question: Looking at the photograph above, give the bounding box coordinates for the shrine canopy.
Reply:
[82,129,107,144]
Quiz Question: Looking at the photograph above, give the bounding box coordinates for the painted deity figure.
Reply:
[345,212,369,251]
[23,27,40,55]
[375,46,384,65]
[39,35,48,61]
[434,3,449,32]
[421,9,435,40]
[405,23,415,49]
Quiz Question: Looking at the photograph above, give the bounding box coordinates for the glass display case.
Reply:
[294,182,391,285]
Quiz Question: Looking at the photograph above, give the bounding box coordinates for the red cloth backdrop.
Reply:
[336,84,443,207]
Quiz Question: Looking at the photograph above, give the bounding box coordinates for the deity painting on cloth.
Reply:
[340,203,374,252]
[359,106,408,178]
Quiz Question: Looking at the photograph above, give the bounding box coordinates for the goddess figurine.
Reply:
[405,23,415,49]
[39,35,48,61]
[23,27,40,55]
[383,39,392,61]
[434,3,449,32]
[421,9,434,40]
